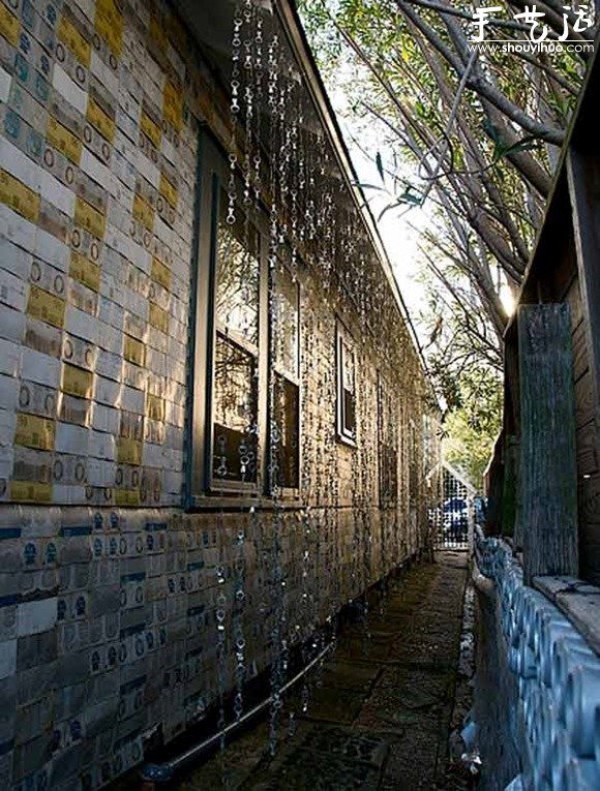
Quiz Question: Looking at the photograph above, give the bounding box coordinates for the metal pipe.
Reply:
[140,640,334,784]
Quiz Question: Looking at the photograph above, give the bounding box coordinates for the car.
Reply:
[442,497,469,540]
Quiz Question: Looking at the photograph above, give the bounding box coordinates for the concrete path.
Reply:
[176,552,469,791]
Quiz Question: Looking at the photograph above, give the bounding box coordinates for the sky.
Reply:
[330,90,433,348]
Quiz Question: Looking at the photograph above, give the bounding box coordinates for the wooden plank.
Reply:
[504,334,520,435]
[548,232,577,302]
[572,318,588,383]
[575,370,596,428]
[502,435,518,543]
[534,575,600,655]
[578,472,600,526]
[576,419,599,476]
[518,303,578,583]
[485,457,504,536]
[579,525,600,550]
[567,148,600,428]
[564,274,584,329]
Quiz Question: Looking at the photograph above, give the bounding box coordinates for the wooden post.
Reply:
[518,304,578,583]
[502,435,519,543]
[485,457,503,536]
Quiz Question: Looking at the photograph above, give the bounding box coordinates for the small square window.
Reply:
[336,325,356,445]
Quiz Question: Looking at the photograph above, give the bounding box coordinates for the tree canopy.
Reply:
[299,0,593,482]
[299,0,591,355]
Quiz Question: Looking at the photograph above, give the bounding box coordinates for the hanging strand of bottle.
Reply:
[362,341,374,644]
[296,159,320,715]
[265,27,284,758]
[215,510,229,753]
[211,7,244,776]
[286,83,305,728]
[230,0,258,728]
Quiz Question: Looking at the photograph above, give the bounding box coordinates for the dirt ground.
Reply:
[171,551,472,791]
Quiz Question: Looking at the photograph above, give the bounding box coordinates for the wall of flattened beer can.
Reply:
[0,1,196,785]
[0,0,434,788]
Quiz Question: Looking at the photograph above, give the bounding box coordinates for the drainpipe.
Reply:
[139,641,333,788]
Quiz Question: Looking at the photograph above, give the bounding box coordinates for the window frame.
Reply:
[336,321,357,447]
[188,134,269,503]
[187,132,301,506]
[268,256,302,496]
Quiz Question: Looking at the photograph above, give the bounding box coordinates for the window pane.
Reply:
[273,374,299,489]
[342,340,355,394]
[343,387,356,437]
[215,195,260,345]
[213,335,258,483]
[341,339,356,439]
[273,265,299,378]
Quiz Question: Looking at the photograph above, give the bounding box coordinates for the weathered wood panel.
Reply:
[575,370,596,429]
[578,473,600,526]
[576,420,599,477]
[572,318,589,383]
[518,304,578,582]
[502,435,519,542]
[567,149,600,430]
[547,233,578,302]
[564,274,584,328]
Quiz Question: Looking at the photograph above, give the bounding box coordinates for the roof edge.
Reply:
[276,1,431,383]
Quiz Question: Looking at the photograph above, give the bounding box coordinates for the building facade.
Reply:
[0,0,437,788]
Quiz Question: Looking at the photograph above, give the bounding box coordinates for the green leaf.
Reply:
[482,120,503,146]
[502,135,539,156]
[399,187,422,206]
[375,151,385,183]
[353,182,384,191]
[378,200,401,222]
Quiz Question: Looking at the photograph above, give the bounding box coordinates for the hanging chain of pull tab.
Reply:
[290,85,301,284]
[227,3,243,227]
[233,525,246,721]
[252,12,263,208]
[266,30,291,759]
[215,554,228,750]
[242,0,254,212]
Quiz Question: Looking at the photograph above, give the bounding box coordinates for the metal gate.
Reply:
[431,465,474,550]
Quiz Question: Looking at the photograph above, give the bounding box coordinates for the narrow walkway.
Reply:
[177,553,468,791]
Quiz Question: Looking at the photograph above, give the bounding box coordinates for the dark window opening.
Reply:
[212,335,258,484]
[337,327,356,444]
[272,373,300,489]
[378,380,398,507]
[270,262,300,490]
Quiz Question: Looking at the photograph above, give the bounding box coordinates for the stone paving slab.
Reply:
[318,660,382,694]
[172,552,468,791]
